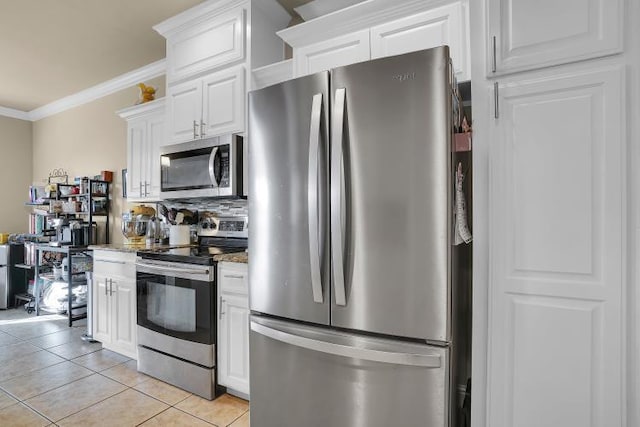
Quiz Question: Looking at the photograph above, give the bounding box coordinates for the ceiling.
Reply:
[0,0,310,114]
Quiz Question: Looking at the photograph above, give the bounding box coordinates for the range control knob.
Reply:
[201,222,209,229]
[210,222,217,230]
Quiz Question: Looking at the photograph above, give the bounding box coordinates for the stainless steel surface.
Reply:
[138,325,215,368]
[193,120,199,139]
[208,146,218,190]
[200,120,206,137]
[494,81,499,118]
[492,36,497,73]
[330,87,347,307]
[248,71,330,325]
[137,345,216,400]
[308,92,324,304]
[197,215,248,238]
[329,48,452,341]
[135,259,213,281]
[250,315,449,427]
[0,245,7,309]
[252,317,441,367]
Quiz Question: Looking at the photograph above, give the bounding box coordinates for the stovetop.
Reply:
[137,237,247,266]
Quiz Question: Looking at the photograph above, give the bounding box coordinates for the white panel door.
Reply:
[110,279,137,359]
[167,7,245,83]
[488,66,624,427]
[202,66,246,137]
[294,29,370,77]
[487,0,623,75]
[166,79,202,144]
[126,120,145,199]
[370,2,470,81]
[218,294,250,396]
[92,273,111,344]
[146,115,165,199]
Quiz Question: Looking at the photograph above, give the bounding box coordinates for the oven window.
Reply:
[147,282,196,332]
[137,271,215,345]
[161,147,214,191]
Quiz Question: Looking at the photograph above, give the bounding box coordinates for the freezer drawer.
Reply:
[250,315,450,427]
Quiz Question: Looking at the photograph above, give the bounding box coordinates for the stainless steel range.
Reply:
[135,215,248,400]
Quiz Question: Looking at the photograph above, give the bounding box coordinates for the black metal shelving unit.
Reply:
[55,179,110,244]
[33,245,92,327]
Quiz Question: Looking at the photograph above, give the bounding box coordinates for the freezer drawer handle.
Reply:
[308,92,324,304]
[251,321,441,368]
[331,88,347,306]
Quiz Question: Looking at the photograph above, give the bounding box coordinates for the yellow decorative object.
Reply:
[137,83,156,104]
[130,205,156,217]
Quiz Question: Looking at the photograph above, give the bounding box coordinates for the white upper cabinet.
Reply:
[487,0,623,75]
[371,3,469,80]
[279,0,471,80]
[166,8,245,83]
[118,99,165,201]
[294,30,370,77]
[487,64,624,427]
[167,65,245,144]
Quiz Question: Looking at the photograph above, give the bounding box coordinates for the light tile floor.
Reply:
[0,307,250,426]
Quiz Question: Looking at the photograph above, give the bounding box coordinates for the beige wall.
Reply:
[32,76,165,244]
[0,116,33,233]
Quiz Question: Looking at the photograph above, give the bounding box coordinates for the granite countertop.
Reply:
[213,252,248,264]
[88,243,194,253]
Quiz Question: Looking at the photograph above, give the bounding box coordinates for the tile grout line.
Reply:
[170,405,220,426]
[53,387,135,425]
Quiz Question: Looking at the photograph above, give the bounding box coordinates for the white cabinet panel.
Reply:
[371,3,469,80]
[202,66,245,137]
[167,80,202,144]
[127,122,145,199]
[488,66,624,427]
[111,279,136,356]
[168,8,245,83]
[294,29,370,77]
[146,116,164,199]
[218,294,250,395]
[488,0,623,75]
[92,273,110,343]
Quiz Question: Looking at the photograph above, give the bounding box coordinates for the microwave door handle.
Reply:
[208,146,219,188]
[331,88,347,306]
[308,93,324,304]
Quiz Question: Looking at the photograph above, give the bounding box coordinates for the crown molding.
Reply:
[278,0,455,48]
[0,59,167,122]
[27,59,167,122]
[116,96,165,120]
[0,105,30,121]
[153,0,247,38]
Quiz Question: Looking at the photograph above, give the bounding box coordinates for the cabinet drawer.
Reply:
[167,7,245,83]
[218,262,248,295]
[93,250,135,279]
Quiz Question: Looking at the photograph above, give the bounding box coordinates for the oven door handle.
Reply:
[135,261,210,276]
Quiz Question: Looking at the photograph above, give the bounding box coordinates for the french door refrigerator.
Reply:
[248,47,471,427]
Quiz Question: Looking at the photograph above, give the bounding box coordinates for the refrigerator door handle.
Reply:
[251,320,441,368]
[331,88,347,306]
[308,93,324,303]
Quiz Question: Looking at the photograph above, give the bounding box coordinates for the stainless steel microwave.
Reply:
[160,135,243,199]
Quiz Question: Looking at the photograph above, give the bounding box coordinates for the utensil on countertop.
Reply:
[175,212,185,225]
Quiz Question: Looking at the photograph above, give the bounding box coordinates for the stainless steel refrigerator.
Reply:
[248,47,471,427]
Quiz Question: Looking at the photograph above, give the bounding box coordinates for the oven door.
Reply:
[136,259,216,345]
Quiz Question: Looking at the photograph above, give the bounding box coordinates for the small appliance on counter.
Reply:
[122,205,156,244]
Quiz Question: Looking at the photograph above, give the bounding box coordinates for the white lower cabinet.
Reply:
[217,262,249,397]
[92,250,138,359]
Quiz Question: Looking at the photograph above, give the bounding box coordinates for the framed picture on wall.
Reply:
[122,169,127,198]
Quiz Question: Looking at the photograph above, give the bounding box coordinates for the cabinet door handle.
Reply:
[96,259,125,265]
[144,182,149,197]
[223,274,244,279]
[193,120,199,139]
[105,279,109,296]
[200,120,206,137]
[494,82,499,119]
[491,36,497,73]
[219,297,225,319]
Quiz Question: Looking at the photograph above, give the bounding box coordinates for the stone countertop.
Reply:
[213,252,248,264]
[88,243,194,253]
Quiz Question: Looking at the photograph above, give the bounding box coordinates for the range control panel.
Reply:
[198,215,248,238]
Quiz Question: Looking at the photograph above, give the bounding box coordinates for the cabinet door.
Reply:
[371,2,469,81]
[110,279,137,359]
[218,262,248,295]
[294,29,370,77]
[487,0,623,75]
[146,115,165,199]
[218,294,250,396]
[167,7,245,83]
[201,66,246,137]
[126,120,145,199]
[487,66,624,426]
[92,273,111,344]
[166,79,203,144]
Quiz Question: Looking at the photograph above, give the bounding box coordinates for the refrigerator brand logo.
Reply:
[391,72,416,82]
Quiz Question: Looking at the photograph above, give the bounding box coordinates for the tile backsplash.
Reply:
[160,198,248,217]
